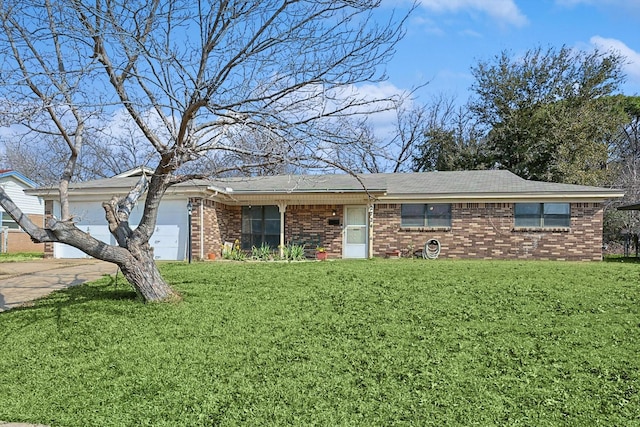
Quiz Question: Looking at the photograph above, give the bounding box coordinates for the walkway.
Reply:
[0,259,118,312]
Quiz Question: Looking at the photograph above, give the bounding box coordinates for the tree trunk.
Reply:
[119,244,179,302]
[47,214,179,303]
[100,172,180,303]
[0,183,179,303]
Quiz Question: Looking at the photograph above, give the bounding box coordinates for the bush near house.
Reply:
[0,259,638,426]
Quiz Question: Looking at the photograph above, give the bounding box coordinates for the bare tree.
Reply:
[412,94,488,172]
[0,0,412,301]
[326,89,430,174]
[603,96,640,244]
[1,116,159,184]
[388,98,430,173]
[2,134,70,186]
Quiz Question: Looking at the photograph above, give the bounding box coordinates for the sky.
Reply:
[3,0,639,159]
[377,0,640,104]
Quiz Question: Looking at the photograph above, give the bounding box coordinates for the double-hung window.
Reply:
[514,203,570,228]
[401,204,451,228]
[241,206,280,250]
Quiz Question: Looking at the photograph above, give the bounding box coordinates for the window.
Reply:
[0,212,19,230]
[241,206,280,250]
[514,203,570,228]
[401,204,451,228]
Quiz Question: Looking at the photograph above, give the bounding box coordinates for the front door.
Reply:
[344,206,368,258]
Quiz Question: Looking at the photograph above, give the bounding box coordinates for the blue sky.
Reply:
[3,1,638,150]
[379,0,640,103]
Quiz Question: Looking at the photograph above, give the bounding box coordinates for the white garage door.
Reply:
[54,199,189,260]
[150,225,181,260]
[54,225,114,259]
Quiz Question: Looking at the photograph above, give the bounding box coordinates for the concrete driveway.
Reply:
[0,259,119,312]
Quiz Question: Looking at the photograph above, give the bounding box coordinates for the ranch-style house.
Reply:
[28,168,624,261]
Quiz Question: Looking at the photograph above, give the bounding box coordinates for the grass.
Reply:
[0,251,43,262]
[0,259,639,426]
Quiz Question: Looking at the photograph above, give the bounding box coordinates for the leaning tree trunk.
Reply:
[0,165,180,303]
[102,172,180,303]
[45,214,180,303]
[118,243,178,302]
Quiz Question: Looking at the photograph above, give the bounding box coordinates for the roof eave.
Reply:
[618,203,640,211]
[26,185,213,199]
[381,191,625,202]
[227,189,387,195]
[0,171,37,188]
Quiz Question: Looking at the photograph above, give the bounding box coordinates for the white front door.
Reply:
[344,206,368,259]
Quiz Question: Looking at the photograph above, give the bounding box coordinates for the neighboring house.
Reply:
[28,168,624,261]
[0,170,44,253]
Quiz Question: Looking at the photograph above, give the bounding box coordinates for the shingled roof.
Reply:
[212,170,622,198]
[27,169,624,202]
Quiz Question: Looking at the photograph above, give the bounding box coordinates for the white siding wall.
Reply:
[53,198,189,260]
[0,178,43,215]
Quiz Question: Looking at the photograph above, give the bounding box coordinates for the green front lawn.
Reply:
[0,252,43,262]
[1,259,639,426]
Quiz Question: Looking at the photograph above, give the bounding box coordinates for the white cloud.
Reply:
[347,81,408,104]
[459,29,483,38]
[417,0,528,27]
[411,16,445,37]
[590,36,640,81]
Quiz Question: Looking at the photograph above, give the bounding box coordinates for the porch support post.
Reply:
[368,203,374,259]
[199,198,204,260]
[277,202,287,258]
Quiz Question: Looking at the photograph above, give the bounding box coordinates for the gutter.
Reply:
[381,190,626,203]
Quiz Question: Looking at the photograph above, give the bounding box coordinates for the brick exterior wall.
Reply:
[44,200,54,258]
[190,201,605,261]
[190,198,242,260]
[192,203,344,259]
[372,202,604,261]
[0,213,45,253]
[39,198,606,261]
[285,205,343,257]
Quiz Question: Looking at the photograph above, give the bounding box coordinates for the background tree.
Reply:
[608,96,640,194]
[0,0,412,301]
[603,96,640,245]
[469,45,627,184]
[329,94,429,174]
[411,94,488,172]
[1,113,160,185]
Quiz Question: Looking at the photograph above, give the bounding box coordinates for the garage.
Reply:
[52,199,189,260]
